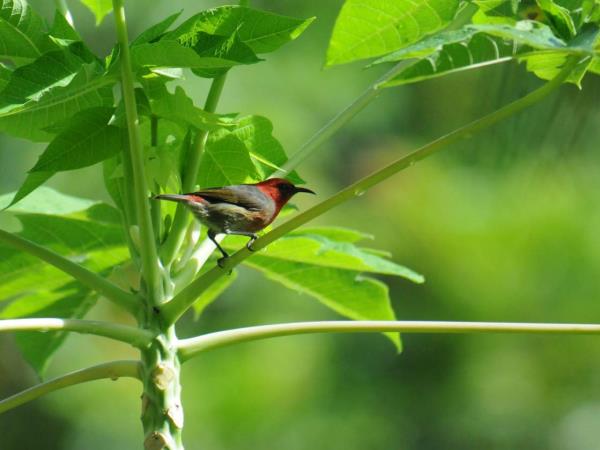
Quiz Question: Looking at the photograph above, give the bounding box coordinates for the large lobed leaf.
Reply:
[326,0,461,66]
[0,0,54,65]
[165,6,314,55]
[4,107,122,208]
[217,227,425,349]
[0,188,128,375]
[0,52,115,141]
[372,20,599,87]
[196,115,302,188]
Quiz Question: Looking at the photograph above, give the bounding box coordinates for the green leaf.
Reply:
[190,31,262,78]
[141,118,187,192]
[0,186,96,214]
[165,5,314,54]
[290,226,374,243]
[0,0,54,65]
[131,40,248,72]
[0,62,115,141]
[0,49,85,104]
[198,132,260,188]
[12,285,96,376]
[131,10,182,46]
[2,171,53,210]
[326,0,461,66]
[245,257,401,349]
[29,107,121,172]
[79,0,112,25]
[49,9,80,43]
[192,269,238,318]
[523,23,600,86]
[216,115,302,183]
[0,62,11,91]
[225,228,424,283]
[373,21,588,87]
[0,203,128,375]
[537,0,577,38]
[150,85,236,131]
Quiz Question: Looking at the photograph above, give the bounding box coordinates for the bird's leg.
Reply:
[228,231,259,252]
[207,230,229,268]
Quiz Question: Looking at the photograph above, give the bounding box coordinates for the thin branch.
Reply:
[0,229,138,314]
[274,60,413,176]
[160,73,228,267]
[0,360,141,414]
[112,0,163,306]
[178,320,600,360]
[162,56,581,324]
[0,318,153,348]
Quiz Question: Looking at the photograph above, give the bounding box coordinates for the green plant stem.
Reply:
[0,229,138,313]
[162,56,581,325]
[0,360,141,414]
[0,318,153,347]
[275,60,412,176]
[178,320,600,360]
[113,0,162,307]
[160,73,228,268]
[55,0,74,26]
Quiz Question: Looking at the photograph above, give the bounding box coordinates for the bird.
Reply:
[154,178,315,265]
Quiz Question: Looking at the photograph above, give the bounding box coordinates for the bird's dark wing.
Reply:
[187,185,268,211]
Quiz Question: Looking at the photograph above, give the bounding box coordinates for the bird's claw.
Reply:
[246,242,256,252]
[217,257,232,275]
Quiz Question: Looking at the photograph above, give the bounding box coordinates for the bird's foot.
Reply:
[217,257,232,275]
[246,236,258,252]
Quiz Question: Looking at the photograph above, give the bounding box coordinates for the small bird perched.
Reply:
[154,178,315,264]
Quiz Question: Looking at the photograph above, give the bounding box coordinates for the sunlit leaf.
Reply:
[216,115,302,183]
[326,0,460,66]
[245,257,401,349]
[537,0,576,39]
[226,229,424,283]
[166,5,314,54]
[0,0,54,65]
[0,201,128,375]
[131,10,182,46]
[0,60,115,141]
[79,0,112,25]
[190,31,262,78]
[198,133,260,188]
[374,21,595,87]
[150,86,235,131]
[131,40,249,72]
[30,107,121,172]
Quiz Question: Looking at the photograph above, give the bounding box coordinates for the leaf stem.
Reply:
[178,320,600,360]
[0,318,153,347]
[112,0,162,306]
[0,360,141,414]
[160,73,228,267]
[162,56,580,324]
[275,61,413,176]
[0,229,138,313]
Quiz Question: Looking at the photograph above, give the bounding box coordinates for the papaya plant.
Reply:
[1,0,600,448]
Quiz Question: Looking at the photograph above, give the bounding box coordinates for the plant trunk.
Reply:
[140,313,183,450]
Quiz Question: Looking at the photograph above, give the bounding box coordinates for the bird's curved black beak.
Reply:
[294,186,316,195]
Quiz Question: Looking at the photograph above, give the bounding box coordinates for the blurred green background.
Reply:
[2,1,600,449]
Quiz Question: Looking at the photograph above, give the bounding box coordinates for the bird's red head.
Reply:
[255,178,315,208]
